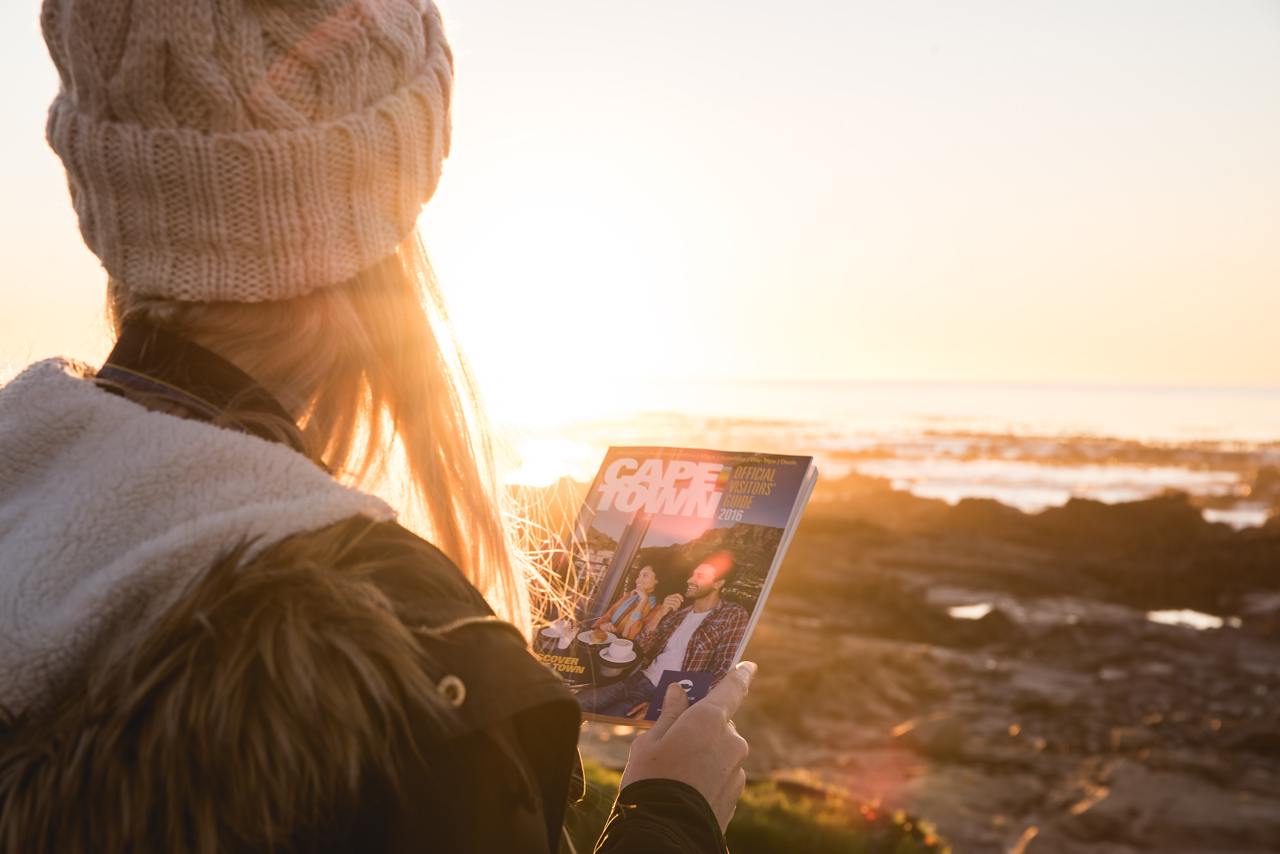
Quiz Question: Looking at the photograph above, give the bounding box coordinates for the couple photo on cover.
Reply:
[576,551,750,719]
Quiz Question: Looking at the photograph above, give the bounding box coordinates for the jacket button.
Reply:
[436,674,466,707]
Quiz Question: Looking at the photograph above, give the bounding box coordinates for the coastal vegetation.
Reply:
[562,759,949,854]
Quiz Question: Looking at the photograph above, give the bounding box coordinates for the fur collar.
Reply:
[0,518,452,853]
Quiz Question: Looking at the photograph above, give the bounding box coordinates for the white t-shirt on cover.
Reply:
[642,608,711,685]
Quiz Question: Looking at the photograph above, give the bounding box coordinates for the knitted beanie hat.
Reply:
[41,0,453,302]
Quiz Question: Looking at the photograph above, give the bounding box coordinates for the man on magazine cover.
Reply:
[576,551,749,719]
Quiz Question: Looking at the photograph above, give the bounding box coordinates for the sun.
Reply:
[416,138,708,429]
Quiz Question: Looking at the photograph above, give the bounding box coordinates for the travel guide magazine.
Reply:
[535,446,817,726]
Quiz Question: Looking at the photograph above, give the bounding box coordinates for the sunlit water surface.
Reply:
[490,378,1280,528]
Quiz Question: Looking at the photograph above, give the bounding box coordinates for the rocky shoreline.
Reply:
[576,473,1280,852]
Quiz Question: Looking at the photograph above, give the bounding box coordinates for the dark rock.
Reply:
[1057,759,1280,849]
[1109,726,1156,751]
[939,497,1028,539]
[1248,466,1280,503]
[1226,725,1280,757]
[953,606,1025,648]
[893,714,969,760]
[1029,494,1227,556]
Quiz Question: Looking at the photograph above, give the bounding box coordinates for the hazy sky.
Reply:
[2,0,1278,392]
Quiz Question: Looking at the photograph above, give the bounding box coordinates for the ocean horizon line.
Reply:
[592,375,1280,396]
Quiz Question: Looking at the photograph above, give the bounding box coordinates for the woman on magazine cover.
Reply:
[0,2,752,852]
[593,565,661,639]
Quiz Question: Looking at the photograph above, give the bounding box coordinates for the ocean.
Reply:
[488,379,1280,528]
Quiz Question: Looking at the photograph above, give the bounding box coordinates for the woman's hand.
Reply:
[598,621,617,634]
[618,661,755,831]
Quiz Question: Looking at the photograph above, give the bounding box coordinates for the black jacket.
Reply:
[94,320,727,854]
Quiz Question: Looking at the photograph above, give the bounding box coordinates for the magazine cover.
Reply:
[534,447,817,726]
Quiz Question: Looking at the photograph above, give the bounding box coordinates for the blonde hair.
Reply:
[106,232,540,637]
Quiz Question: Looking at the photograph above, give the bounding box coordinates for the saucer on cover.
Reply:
[600,647,637,664]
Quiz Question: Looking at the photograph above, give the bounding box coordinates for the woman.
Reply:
[0,2,752,852]
[594,565,660,640]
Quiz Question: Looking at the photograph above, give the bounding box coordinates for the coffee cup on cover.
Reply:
[606,638,633,659]
[599,637,636,677]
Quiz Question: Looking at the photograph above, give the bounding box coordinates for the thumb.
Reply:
[648,682,690,739]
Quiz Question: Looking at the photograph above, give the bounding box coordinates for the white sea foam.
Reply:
[851,458,1242,513]
[1146,609,1243,631]
[948,603,994,620]
[495,379,1280,527]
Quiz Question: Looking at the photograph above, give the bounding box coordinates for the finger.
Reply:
[701,661,756,720]
[647,682,690,739]
[725,725,749,765]
[711,724,750,778]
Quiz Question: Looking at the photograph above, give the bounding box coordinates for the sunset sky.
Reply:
[2,0,1277,396]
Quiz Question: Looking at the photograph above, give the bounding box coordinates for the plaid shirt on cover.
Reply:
[635,599,750,685]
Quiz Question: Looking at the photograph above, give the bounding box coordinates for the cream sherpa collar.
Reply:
[0,359,393,715]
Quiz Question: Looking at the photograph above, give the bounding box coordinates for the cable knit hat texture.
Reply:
[41,0,453,302]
